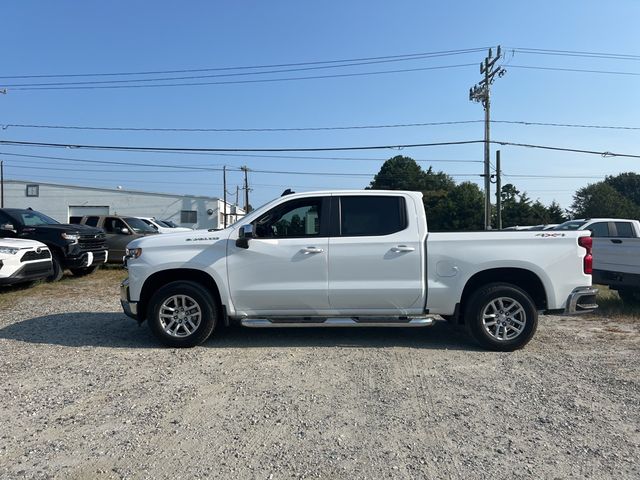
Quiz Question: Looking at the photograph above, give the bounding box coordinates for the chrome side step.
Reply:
[240,317,436,328]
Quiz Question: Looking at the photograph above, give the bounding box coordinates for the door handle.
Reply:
[391,245,415,252]
[302,246,324,254]
[611,239,623,244]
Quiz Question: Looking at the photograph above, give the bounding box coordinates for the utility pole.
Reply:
[222,166,227,228]
[0,160,4,208]
[495,150,502,230]
[469,46,506,230]
[241,166,250,212]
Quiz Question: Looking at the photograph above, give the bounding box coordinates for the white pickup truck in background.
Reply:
[552,218,640,304]
[121,190,597,351]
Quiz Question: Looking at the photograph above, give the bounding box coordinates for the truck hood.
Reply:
[0,238,48,249]
[127,228,230,249]
[22,224,104,236]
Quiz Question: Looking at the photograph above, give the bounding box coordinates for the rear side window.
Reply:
[614,222,634,238]
[339,196,407,236]
[587,222,610,237]
[85,216,99,227]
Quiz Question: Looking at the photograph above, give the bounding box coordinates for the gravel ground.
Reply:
[0,271,638,479]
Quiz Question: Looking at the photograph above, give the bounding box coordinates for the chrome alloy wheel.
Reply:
[158,295,202,338]
[481,296,526,341]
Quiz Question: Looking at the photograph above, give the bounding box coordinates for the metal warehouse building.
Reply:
[3,179,245,229]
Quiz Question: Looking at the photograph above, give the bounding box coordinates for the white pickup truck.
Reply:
[552,218,640,304]
[121,190,597,351]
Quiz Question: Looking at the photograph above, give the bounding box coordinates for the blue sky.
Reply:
[1,1,639,212]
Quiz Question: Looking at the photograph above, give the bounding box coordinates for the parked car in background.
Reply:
[0,238,53,286]
[73,215,158,263]
[136,217,191,234]
[162,219,192,230]
[0,208,107,281]
[551,218,640,304]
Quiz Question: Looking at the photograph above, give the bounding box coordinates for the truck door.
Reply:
[328,195,424,311]
[227,196,330,315]
[102,217,132,260]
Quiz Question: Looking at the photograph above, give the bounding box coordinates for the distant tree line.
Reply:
[367,155,640,231]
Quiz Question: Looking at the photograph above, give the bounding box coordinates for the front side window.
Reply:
[339,196,406,236]
[104,217,127,234]
[254,198,324,238]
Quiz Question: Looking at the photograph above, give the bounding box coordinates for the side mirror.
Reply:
[1,223,15,232]
[235,224,254,249]
[119,227,131,235]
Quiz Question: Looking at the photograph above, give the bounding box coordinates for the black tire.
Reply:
[147,281,217,348]
[69,265,99,277]
[464,282,538,352]
[616,288,640,305]
[46,252,64,282]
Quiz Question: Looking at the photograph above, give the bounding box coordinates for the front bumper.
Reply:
[66,250,108,269]
[563,287,598,314]
[0,261,54,286]
[120,279,139,320]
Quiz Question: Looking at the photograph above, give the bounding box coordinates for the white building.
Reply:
[3,179,245,229]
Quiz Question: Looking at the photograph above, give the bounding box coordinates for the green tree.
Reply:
[368,155,427,191]
[604,172,640,206]
[571,182,640,218]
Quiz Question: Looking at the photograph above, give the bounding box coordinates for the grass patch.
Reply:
[0,266,127,309]
[591,284,640,320]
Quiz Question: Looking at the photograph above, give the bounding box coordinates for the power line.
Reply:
[0,120,484,132]
[3,119,639,133]
[4,63,478,91]
[509,47,640,61]
[0,47,488,79]
[0,152,481,179]
[492,120,640,131]
[0,138,484,153]
[509,64,640,76]
[0,55,487,88]
[494,140,640,159]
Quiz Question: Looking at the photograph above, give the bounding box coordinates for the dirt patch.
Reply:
[0,272,638,479]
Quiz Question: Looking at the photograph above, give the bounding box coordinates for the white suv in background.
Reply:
[0,238,53,286]
[136,217,191,234]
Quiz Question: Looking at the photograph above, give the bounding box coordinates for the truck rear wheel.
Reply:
[616,288,640,305]
[147,281,217,348]
[464,283,538,351]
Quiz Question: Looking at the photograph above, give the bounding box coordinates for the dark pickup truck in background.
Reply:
[72,215,157,262]
[0,208,107,281]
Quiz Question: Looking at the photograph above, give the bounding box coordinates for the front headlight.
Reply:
[125,247,142,259]
[0,247,20,255]
[62,233,80,243]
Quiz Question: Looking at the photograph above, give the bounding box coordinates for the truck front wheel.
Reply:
[464,283,538,351]
[148,281,217,348]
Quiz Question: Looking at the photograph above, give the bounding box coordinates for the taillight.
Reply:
[578,236,593,274]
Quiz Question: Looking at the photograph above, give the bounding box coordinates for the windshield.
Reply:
[162,220,179,228]
[552,220,587,231]
[124,217,158,234]
[17,210,60,226]
[154,219,172,228]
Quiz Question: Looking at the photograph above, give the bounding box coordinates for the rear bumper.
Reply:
[120,278,139,320]
[563,287,598,314]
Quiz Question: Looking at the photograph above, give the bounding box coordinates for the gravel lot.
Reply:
[1,270,638,479]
